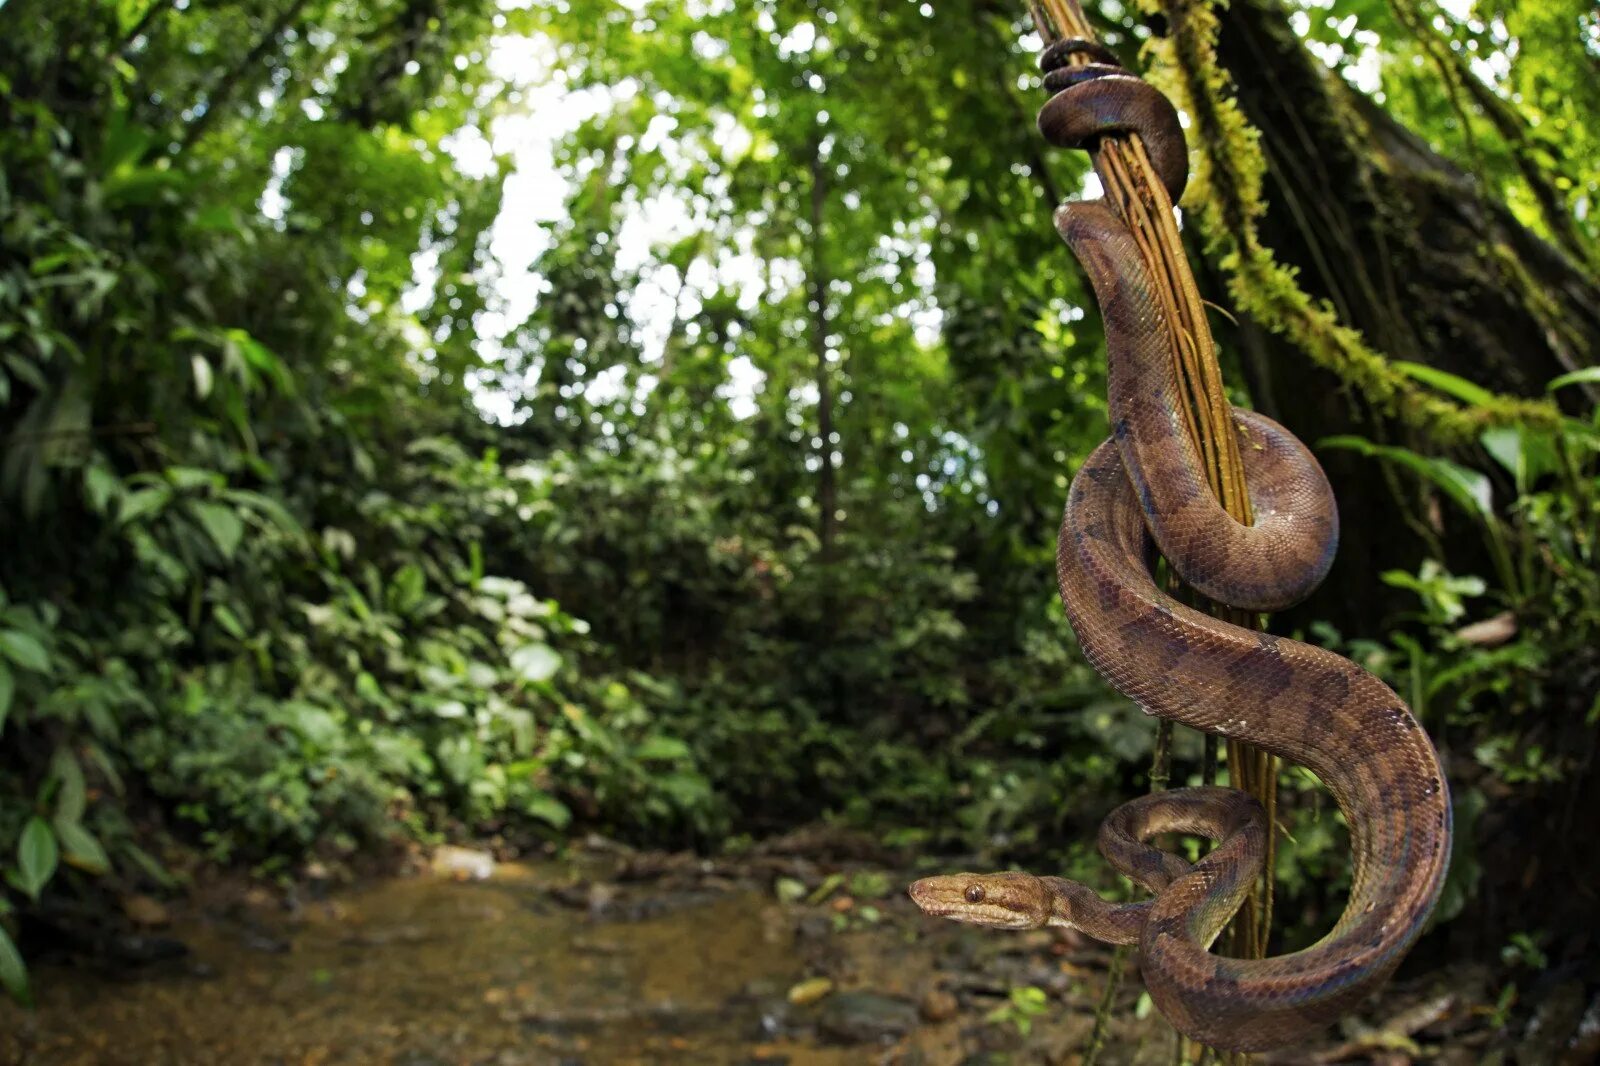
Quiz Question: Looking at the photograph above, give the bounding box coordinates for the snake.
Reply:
[909,40,1453,1053]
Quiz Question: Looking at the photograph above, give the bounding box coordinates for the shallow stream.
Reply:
[0,841,1560,1065]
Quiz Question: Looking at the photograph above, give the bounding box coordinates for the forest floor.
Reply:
[0,833,1587,1066]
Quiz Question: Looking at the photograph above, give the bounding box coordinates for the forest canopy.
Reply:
[0,0,1596,1034]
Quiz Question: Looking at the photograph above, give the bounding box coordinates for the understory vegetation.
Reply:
[0,0,1596,1008]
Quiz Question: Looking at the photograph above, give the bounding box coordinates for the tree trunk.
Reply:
[1201,0,1600,635]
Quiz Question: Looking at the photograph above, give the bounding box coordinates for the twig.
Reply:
[1082,944,1129,1066]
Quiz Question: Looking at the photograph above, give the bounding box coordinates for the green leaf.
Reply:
[225,490,305,537]
[633,735,692,762]
[522,791,571,829]
[190,502,244,560]
[0,630,50,674]
[1548,366,1600,392]
[118,485,171,524]
[390,564,426,613]
[1478,426,1522,486]
[212,603,249,640]
[0,663,12,734]
[1393,361,1496,406]
[509,644,562,684]
[52,748,86,824]
[1480,426,1557,492]
[17,817,58,900]
[166,467,225,492]
[0,924,28,1005]
[53,820,110,875]
[191,205,243,234]
[83,463,122,516]
[1320,436,1493,525]
[224,329,294,394]
[122,844,177,889]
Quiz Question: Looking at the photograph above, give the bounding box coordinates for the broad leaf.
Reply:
[53,820,111,875]
[17,817,58,900]
[522,792,571,829]
[1320,436,1493,525]
[1393,361,1497,406]
[1548,366,1600,392]
[0,924,28,1005]
[0,663,12,734]
[509,644,562,683]
[634,736,692,762]
[190,502,244,560]
[52,748,86,824]
[0,631,49,674]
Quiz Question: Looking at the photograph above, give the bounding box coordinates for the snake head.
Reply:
[908,872,1056,930]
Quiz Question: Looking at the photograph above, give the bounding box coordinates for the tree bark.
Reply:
[1201,0,1600,634]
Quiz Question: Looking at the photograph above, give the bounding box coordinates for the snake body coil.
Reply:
[910,43,1452,1053]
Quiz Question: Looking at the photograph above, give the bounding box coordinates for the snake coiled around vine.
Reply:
[909,41,1452,1053]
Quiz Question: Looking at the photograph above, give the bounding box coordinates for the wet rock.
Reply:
[794,914,834,941]
[813,990,918,1045]
[550,880,724,923]
[108,934,190,969]
[241,886,278,911]
[1523,980,1586,1063]
[548,881,618,916]
[339,925,432,947]
[1567,992,1600,1065]
[392,1053,450,1066]
[240,928,291,954]
[610,889,722,922]
[753,823,899,864]
[581,832,636,855]
[614,852,682,882]
[738,977,784,999]
[121,894,170,927]
[919,986,959,1023]
[943,970,1017,999]
[752,997,792,1040]
[432,845,495,881]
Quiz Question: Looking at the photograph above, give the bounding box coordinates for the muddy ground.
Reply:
[1,834,1593,1065]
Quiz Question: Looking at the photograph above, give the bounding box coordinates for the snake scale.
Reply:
[909,40,1452,1053]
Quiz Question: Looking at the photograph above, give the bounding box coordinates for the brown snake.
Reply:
[909,41,1452,1053]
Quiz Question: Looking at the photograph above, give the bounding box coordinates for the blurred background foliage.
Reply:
[0,0,1595,1005]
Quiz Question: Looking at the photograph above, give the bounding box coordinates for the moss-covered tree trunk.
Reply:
[1193,0,1600,634]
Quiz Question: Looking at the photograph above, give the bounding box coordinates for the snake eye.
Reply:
[964,885,986,904]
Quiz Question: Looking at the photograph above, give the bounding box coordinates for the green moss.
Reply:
[1139,0,1563,443]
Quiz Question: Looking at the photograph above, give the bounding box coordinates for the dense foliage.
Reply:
[0,0,1594,1006]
